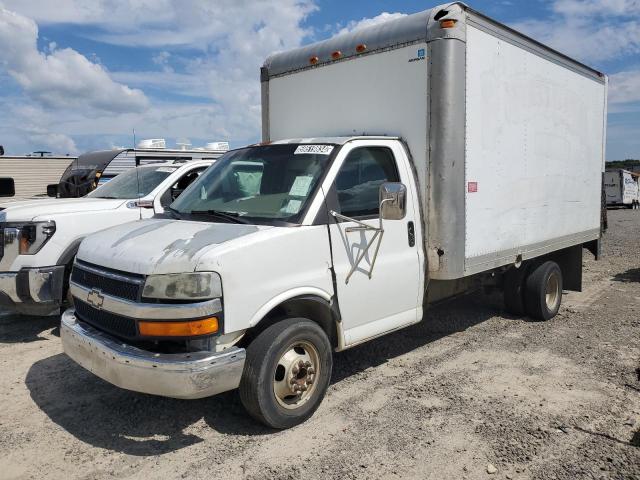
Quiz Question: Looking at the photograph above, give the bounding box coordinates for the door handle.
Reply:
[407,221,415,247]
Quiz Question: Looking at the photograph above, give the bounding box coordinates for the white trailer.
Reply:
[604,169,640,209]
[61,2,607,429]
[0,155,76,202]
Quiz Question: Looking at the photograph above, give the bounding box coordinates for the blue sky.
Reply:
[0,0,638,160]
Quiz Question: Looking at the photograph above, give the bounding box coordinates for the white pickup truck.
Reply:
[61,3,607,429]
[0,159,213,315]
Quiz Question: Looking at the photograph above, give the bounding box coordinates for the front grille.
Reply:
[75,299,138,340]
[71,262,143,302]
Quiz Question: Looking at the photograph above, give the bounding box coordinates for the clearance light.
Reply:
[309,55,319,65]
[331,50,342,60]
[355,44,367,53]
[139,317,219,337]
[440,19,457,29]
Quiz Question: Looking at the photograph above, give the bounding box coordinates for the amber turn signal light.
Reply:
[139,317,219,337]
[440,19,457,29]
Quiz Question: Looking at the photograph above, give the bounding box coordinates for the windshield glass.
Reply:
[171,144,335,223]
[88,165,177,199]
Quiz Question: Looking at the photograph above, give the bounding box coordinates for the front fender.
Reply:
[248,287,333,327]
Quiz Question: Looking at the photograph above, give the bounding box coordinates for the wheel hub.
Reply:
[273,342,319,409]
[545,271,560,311]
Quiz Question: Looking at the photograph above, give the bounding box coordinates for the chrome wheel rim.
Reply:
[273,341,320,410]
[545,272,560,311]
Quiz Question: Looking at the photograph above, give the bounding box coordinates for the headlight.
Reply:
[7,221,56,255]
[142,272,222,301]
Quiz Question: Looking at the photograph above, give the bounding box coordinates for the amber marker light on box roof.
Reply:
[440,19,457,28]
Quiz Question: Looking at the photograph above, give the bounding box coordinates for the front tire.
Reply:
[523,261,563,321]
[239,318,332,429]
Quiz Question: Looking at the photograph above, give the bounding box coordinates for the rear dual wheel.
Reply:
[239,318,332,429]
[504,260,563,321]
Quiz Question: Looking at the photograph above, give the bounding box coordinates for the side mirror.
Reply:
[0,145,4,156]
[379,182,406,220]
[47,184,59,197]
[0,178,15,197]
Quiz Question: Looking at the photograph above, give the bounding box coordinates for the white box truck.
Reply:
[60,2,607,429]
[604,169,639,209]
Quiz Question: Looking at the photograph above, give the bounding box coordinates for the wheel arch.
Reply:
[243,290,341,350]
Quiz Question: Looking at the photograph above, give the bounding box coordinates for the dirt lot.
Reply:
[1,209,639,480]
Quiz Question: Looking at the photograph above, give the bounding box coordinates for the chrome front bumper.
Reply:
[0,266,65,315]
[61,309,246,400]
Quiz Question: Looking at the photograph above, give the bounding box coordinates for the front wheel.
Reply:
[239,318,333,429]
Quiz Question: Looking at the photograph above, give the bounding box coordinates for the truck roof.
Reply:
[270,136,400,146]
[263,2,604,82]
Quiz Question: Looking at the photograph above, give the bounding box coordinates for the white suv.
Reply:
[0,159,214,315]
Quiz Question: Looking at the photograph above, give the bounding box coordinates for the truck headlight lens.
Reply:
[142,272,222,301]
[9,221,56,255]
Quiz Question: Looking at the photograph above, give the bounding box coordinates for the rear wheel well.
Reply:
[239,296,340,350]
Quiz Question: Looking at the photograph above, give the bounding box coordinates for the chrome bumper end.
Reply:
[61,309,246,400]
[0,266,65,315]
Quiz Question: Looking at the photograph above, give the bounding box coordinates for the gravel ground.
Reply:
[1,209,638,480]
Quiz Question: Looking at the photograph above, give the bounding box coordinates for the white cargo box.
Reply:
[262,2,607,279]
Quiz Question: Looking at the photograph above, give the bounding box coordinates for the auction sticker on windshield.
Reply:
[294,145,334,155]
[289,175,314,197]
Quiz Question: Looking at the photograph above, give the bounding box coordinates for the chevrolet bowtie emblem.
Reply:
[87,289,104,309]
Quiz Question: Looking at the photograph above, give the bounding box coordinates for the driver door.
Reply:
[327,141,422,346]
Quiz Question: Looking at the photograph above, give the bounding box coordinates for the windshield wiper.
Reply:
[189,209,250,224]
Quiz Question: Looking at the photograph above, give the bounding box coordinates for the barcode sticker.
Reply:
[294,145,334,155]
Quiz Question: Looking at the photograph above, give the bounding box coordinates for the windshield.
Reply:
[88,165,177,199]
[171,144,335,224]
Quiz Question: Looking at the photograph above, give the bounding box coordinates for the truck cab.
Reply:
[62,137,422,427]
[0,159,213,315]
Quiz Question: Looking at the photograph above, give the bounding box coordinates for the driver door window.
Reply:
[334,147,400,219]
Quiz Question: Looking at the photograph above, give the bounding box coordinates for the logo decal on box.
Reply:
[409,47,427,63]
[468,182,478,193]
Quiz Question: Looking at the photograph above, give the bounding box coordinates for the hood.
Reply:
[0,198,127,221]
[77,219,268,275]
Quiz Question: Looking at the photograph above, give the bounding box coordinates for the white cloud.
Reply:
[511,0,640,63]
[0,1,317,154]
[608,68,640,104]
[0,7,149,114]
[337,12,407,35]
[552,0,640,17]
[0,103,79,154]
